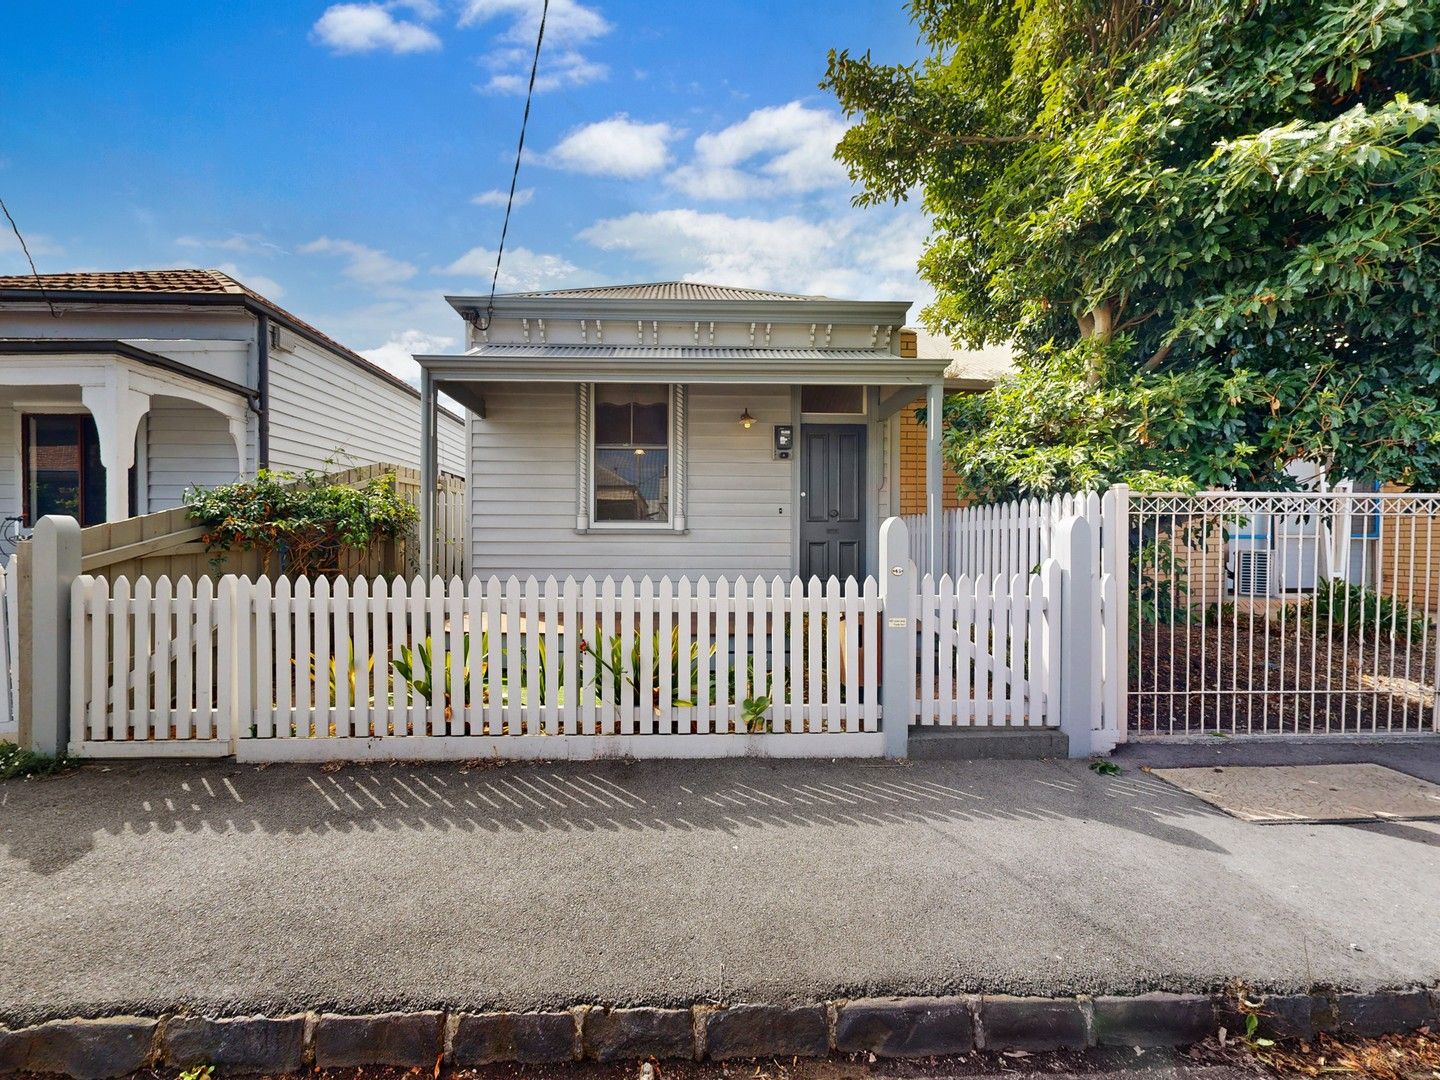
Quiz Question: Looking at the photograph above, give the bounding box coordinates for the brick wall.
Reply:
[897,399,964,515]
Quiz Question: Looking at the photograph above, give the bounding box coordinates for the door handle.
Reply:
[827,508,840,519]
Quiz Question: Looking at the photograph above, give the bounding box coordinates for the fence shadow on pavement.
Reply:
[0,757,1230,874]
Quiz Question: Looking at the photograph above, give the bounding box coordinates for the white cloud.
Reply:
[463,0,610,93]
[215,262,286,299]
[541,115,676,178]
[578,204,928,303]
[360,328,456,385]
[176,233,284,255]
[311,3,441,55]
[669,102,850,199]
[442,245,583,290]
[471,187,533,207]
[300,237,418,288]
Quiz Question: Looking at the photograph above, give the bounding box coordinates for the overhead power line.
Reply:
[474,0,549,333]
[0,196,58,317]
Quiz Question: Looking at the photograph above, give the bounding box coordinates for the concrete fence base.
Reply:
[1,988,1435,1077]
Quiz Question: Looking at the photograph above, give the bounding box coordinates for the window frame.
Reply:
[20,411,108,528]
[578,383,687,534]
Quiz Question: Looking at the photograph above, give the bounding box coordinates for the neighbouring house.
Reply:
[412,281,1010,581]
[0,270,465,536]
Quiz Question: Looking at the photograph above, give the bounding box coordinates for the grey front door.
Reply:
[799,424,866,580]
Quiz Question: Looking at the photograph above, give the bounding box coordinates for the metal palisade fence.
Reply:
[1129,488,1440,737]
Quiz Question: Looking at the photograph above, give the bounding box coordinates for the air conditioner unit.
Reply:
[1232,548,1272,597]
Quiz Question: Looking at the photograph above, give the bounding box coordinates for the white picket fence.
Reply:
[0,561,16,738]
[914,569,1060,726]
[69,571,896,760]
[907,489,1128,747]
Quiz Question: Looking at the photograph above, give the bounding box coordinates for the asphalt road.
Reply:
[2,751,1438,1025]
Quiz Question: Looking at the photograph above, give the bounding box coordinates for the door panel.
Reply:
[799,424,866,580]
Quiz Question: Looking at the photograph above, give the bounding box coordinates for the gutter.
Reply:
[0,287,428,405]
[0,338,261,404]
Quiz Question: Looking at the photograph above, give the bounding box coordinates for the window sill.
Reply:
[577,526,689,536]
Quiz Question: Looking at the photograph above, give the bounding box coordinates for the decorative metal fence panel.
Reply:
[1129,490,1440,736]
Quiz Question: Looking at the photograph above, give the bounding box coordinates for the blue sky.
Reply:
[0,1,929,381]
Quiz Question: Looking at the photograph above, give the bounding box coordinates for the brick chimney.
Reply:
[898,328,918,358]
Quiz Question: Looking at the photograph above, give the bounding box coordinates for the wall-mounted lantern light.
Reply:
[739,408,756,429]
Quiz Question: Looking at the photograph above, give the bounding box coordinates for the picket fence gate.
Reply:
[65,535,1082,761]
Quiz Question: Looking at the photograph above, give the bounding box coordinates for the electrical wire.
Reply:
[474,0,548,333]
[0,196,58,317]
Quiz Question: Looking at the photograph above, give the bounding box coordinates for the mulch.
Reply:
[1131,615,1437,735]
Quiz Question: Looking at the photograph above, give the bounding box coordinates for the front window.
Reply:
[24,414,106,527]
[593,384,671,523]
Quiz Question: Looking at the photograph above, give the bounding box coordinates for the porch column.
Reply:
[81,378,150,523]
[925,379,944,576]
[418,367,437,579]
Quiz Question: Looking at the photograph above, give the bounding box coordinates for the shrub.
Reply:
[187,468,417,577]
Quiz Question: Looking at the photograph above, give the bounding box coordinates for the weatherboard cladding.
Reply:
[468,383,792,579]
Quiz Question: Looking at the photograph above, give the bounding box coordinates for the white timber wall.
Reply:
[264,335,465,476]
[468,383,793,579]
[144,398,241,509]
[0,408,19,523]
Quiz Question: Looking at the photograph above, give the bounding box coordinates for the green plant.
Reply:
[1241,1010,1275,1050]
[581,627,713,709]
[177,1065,215,1080]
[1088,758,1121,776]
[392,634,473,717]
[1309,578,1431,641]
[0,741,74,779]
[741,695,773,734]
[187,467,417,577]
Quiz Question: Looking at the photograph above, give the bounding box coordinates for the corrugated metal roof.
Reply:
[465,344,899,360]
[500,281,825,302]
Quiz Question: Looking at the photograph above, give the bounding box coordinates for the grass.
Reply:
[0,740,75,779]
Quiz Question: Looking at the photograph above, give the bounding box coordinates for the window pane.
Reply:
[26,415,107,526]
[594,448,669,522]
[596,384,668,447]
[595,400,632,445]
[801,385,865,414]
[631,401,668,445]
[28,417,82,522]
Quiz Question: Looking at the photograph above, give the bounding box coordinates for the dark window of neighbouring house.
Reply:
[23,414,106,527]
[593,384,671,523]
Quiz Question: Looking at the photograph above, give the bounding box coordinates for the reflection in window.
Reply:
[594,385,670,523]
[25,414,106,526]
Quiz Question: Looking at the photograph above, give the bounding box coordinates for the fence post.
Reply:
[1104,484,1130,744]
[1054,514,1096,758]
[878,516,914,758]
[26,516,81,756]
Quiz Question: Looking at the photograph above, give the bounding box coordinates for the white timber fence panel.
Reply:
[69,574,233,756]
[0,561,15,738]
[912,567,1061,728]
[70,571,888,760]
[904,489,1128,750]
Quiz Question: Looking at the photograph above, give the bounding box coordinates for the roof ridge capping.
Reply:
[495,281,828,302]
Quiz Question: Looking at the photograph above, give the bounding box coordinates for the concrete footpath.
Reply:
[1,751,1438,1027]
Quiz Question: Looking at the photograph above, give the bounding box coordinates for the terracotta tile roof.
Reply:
[0,268,249,295]
[503,281,825,302]
[0,268,385,386]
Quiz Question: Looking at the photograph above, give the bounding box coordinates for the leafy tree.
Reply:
[824,0,1440,499]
